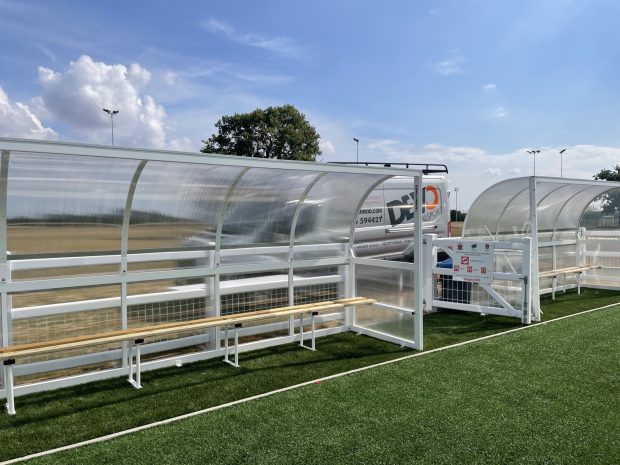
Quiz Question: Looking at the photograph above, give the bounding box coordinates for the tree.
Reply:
[201,104,321,161]
[594,165,620,214]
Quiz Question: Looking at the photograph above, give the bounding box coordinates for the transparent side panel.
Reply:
[354,263,416,341]
[294,173,386,255]
[219,169,319,265]
[128,162,243,253]
[464,178,529,238]
[7,152,139,256]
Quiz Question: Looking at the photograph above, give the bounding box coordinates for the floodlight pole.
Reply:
[559,149,566,178]
[103,108,119,145]
[526,149,540,176]
[353,138,359,163]
[453,187,459,220]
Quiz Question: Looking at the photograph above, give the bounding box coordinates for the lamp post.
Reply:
[454,187,459,221]
[102,108,119,145]
[353,137,359,163]
[526,149,540,176]
[559,149,566,178]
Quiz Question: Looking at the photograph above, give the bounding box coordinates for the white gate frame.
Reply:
[423,234,534,324]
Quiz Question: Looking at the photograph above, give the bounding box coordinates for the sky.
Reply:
[0,0,619,209]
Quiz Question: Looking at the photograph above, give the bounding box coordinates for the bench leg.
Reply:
[552,276,556,300]
[224,326,229,364]
[311,311,317,351]
[128,339,143,389]
[3,360,15,416]
[223,324,241,368]
[299,312,317,352]
[577,272,582,294]
[234,325,239,368]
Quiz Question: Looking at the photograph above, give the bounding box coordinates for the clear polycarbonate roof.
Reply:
[0,138,418,258]
[464,177,620,238]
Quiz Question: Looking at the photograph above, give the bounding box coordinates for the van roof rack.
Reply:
[329,162,448,174]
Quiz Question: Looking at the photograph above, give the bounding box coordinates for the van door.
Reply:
[353,184,386,257]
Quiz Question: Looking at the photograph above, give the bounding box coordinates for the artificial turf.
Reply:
[25,298,620,464]
[0,288,618,462]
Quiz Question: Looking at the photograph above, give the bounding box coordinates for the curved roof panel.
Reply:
[464,177,620,238]
[0,138,421,260]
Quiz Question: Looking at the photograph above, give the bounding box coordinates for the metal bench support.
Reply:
[3,359,15,415]
[224,323,241,368]
[128,339,144,389]
[299,311,318,352]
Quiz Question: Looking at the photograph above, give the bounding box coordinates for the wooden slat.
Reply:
[539,265,601,278]
[0,297,376,360]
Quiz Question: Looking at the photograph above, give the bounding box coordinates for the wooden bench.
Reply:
[1,297,375,415]
[539,265,601,299]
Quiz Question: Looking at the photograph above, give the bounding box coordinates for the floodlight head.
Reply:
[112,110,119,115]
[559,149,566,154]
[353,138,359,143]
[102,108,110,114]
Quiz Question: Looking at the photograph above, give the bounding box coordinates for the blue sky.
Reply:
[0,0,619,208]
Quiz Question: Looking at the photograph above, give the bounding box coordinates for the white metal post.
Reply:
[214,272,221,349]
[288,251,295,336]
[422,234,437,312]
[345,252,356,329]
[414,175,424,350]
[522,237,532,324]
[529,177,541,321]
[205,250,217,350]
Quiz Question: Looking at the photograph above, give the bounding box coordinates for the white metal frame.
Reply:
[0,137,424,413]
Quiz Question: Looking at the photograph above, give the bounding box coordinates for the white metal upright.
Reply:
[529,177,541,321]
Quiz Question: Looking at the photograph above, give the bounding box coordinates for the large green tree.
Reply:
[201,104,321,161]
[594,165,620,213]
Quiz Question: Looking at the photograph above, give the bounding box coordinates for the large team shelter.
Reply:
[0,137,423,414]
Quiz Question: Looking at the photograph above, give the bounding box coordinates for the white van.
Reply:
[353,174,450,260]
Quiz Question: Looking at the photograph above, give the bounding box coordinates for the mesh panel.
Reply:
[12,308,121,366]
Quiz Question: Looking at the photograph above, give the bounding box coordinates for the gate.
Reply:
[423,235,534,323]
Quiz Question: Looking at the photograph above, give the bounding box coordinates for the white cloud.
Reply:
[202,17,303,59]
[163,70,177,86]
[482,83,496,91]
[431,55,466,75]
[0,86,58,140]
[358,141,620,211]
[485,168,502,176]
[494,106,507,118]
[320,139,335,155]
[37,55,171,148]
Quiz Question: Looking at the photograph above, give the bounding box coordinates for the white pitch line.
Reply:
[2,301,619,465]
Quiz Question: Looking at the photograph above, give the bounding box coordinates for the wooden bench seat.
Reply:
[539,265,601,299]
[1,297,375,415]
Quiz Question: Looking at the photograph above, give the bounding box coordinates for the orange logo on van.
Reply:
[425,185,440,211]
